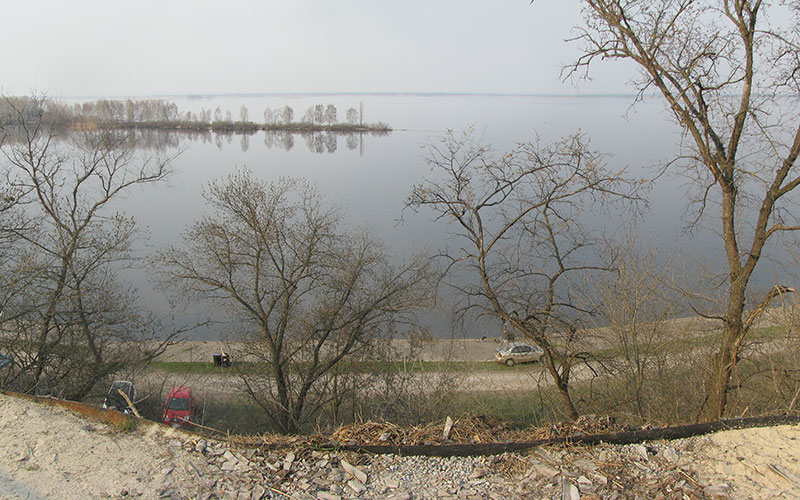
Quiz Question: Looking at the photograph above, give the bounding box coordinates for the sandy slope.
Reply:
[690,424,800,499]
[2,392,800,499]
[0,394,212,499]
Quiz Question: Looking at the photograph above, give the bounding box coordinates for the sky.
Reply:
[1,0,636,97]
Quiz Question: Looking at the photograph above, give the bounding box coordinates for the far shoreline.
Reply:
[73,120,392,134]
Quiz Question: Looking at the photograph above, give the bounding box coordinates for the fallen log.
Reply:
[338,414,800,457]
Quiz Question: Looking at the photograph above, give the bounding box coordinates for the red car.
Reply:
[162,386,195,427]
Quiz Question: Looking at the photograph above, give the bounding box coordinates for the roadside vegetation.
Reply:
[150,359,542,375]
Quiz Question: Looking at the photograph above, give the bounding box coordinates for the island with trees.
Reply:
[8,98,391,134]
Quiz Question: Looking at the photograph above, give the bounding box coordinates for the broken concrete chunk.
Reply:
[531,462,560,478]
[631,444,649,461]
[661,446,679,463]
[250,485,266,500]
[283,451,295,471]
[384,478,400,489]
[573,459,598,472]
[468,467,488,479]
[340,459,367,484]
[347,479,366,493]
[562,478,580,500]
[220,460,238,472]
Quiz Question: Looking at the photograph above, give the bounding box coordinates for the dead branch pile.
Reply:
[329,414,622,446]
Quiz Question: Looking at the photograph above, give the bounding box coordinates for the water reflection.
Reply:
[263,130,294,151]
[3,126,390,156]
[203,129,388,154]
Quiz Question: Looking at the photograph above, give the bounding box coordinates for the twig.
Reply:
[768,463,800,488]
[511,454,528,465]
[679,469,701,487]
[265,484,300,500]
[535,449,558,466]
[736,457,763,477]
[185,419,227,435]
[788,386,800,412]
[117,389,141,418]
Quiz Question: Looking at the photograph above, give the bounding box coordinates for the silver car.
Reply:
[495,342,545,367]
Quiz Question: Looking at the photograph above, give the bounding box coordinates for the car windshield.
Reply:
[104,394,128,408]
[166,397,190,411]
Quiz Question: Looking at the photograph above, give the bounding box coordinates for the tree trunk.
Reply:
[541,351,579,421]
[557,379,579,421]
[703,279,747,421]
[705,329,738,420]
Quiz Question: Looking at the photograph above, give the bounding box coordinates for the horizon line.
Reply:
[53,91,641,100]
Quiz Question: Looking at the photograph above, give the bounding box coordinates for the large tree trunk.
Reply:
[705,324,742,420]
[536,339,579,421]
[704,192,748,421]
[552,368,579,421]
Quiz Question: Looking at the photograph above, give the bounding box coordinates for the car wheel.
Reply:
[505,358,515,367]
[538,354,546,363]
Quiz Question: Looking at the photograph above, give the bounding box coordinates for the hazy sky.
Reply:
[2,1,636,97]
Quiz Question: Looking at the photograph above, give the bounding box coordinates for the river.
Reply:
[84,93,788,339]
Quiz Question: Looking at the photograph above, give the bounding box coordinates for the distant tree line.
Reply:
[0,98,390,134]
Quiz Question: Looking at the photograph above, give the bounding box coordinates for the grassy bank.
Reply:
[149,359,542,375]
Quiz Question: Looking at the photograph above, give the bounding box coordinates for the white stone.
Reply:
[283,451,295,470]
[340,459,367,484]
[347,479,366,493]
[631,444,649,461]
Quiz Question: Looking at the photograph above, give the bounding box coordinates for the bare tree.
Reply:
[0,95,176,399]
[583,238,678,419]
[281,105,294,125]
[407,131,638,419]
[158,171,433,433]
[199,108,211,124]
[325,104,337,125]
[303,106,315,124]
[263,108,274,125]
[346,108,359,126]
[314,105,325,125]
[567,0,800,419]
[239,105,249,124]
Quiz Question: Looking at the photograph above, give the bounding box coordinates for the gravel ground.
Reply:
[1,393,799,499]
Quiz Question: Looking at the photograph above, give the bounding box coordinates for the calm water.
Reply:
[120,94,691,250]
[99,94,783,339]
